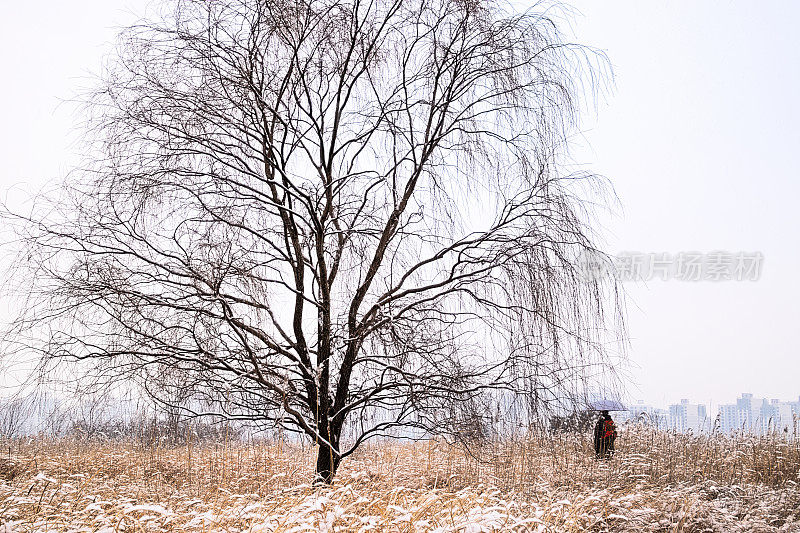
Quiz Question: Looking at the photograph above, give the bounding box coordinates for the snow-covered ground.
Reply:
[1,428,798,531]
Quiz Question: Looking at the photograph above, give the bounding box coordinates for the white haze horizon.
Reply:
[1,1,797,412]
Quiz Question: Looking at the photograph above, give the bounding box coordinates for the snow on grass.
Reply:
[1,428,799,531]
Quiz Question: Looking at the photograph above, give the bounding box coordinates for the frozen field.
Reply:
[1,428,798,532]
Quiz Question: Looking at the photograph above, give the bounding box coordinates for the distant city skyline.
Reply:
[627,392,800,412]
[619,392,800,436]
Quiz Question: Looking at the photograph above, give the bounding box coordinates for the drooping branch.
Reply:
[2,0,623,483]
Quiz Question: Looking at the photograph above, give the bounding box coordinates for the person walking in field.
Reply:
[594,410,617,458]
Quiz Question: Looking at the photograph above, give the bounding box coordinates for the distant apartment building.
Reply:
[668,399,708,432]
[771,399,796,435]
[718,403,738,433]
[618,401,669,428]
[718,393,799,435]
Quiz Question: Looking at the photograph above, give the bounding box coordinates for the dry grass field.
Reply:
[1,426,799,532]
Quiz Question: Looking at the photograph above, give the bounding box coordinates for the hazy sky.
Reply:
[1,1,797,409]
[567,1,800,408]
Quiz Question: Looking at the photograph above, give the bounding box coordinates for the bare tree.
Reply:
[4,0,622,482]
[0,396,33,439]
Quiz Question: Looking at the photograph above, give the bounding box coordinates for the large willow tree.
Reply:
[5,0,622,482]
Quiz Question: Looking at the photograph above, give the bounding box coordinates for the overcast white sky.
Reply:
[0,1,797,409]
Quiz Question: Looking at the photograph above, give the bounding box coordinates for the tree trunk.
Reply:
[314,440,341,484]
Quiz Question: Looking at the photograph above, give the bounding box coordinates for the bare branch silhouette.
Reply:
[3,0,623,482]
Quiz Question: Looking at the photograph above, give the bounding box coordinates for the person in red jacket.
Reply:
[593,410,617,458]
